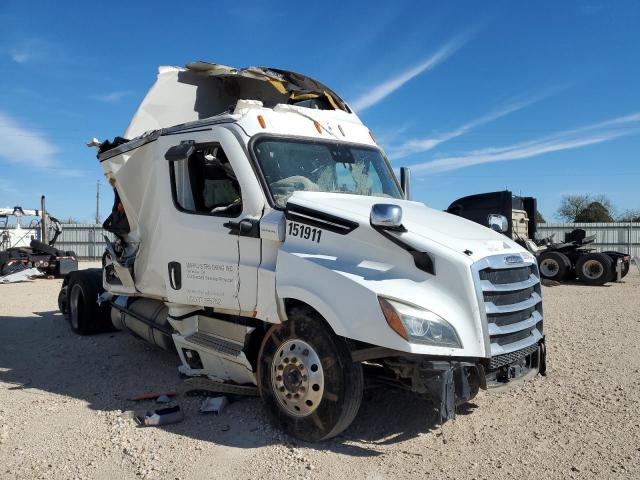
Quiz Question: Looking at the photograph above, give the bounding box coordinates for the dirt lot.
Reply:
[1,263,639,480]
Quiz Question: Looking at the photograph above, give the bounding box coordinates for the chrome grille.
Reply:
[479,266,533,284]
[474,255,543,362]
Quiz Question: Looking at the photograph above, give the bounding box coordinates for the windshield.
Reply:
[253,138,403,208]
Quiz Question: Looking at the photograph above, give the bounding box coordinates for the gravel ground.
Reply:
[1,262,639,479]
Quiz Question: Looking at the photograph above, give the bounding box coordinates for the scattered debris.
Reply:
[129,391,177,401]
[156,395,172,404]
[0,267,44,284]
[135,405,184,427]
[200,396,229,415]
[541,279,561,287]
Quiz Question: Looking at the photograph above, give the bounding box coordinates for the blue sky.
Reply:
[1,0,639,222]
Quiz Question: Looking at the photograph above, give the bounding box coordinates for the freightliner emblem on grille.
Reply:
[504,255,524,264]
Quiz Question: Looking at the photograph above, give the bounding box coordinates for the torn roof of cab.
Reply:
[124,61,351,139]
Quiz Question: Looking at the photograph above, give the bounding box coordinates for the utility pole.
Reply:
[95,180,100,225]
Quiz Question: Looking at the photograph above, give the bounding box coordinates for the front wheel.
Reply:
[257,306,363,442]
[538,251,571,281]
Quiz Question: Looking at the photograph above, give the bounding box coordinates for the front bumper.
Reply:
[371,337,546,422]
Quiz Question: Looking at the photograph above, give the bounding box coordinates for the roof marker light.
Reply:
[338,125,345,136]
[313,121,322,134]
[257,115,267,129]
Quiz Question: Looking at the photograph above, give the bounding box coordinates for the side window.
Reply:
[171,144,242,217]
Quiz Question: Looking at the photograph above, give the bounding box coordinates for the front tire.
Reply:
[538,251,571,281]
[257,306,363,442]
[576,253,612,286]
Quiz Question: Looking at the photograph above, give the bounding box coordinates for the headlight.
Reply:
[379,297,462,348]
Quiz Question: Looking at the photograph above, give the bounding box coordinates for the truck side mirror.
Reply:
[165,141,195,162]
[371,204,403,230]
[400,167,411,200]
[487,214,508,233]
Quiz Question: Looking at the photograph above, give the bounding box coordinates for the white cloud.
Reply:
[8,38,61,64]
[0,111,57,168]
[408,112,640,174]
[10,51,32,63]
[387,86,569,159]
[349,34,470,112]
[93,90,133,103]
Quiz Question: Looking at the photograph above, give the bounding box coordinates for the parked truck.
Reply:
[447,191,631,286]
[0,197,78,278]
[57,62,546,441]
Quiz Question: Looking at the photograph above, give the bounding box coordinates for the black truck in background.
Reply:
[447,191,631,286]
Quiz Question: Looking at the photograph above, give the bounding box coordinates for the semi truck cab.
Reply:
[60,62,546,441]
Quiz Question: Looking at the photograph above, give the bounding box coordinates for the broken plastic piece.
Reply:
[136,405,184,427]
[200,396,229,415]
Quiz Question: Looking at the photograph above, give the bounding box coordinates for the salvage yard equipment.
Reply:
[447,191,631,286]
[0,197,78,279]
[57,62,546,441]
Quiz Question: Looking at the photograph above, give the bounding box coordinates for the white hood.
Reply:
[286,191,524,261]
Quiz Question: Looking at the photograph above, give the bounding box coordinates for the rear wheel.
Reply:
[538,251,571,281]
[67,269,112,335]
[575,253,612,286]
[257,306,363,442]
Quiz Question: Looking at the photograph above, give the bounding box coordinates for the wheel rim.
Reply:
[540,258,560,277]
[582,259,604,279]
[70,285,82,330]
[271,339,324,417]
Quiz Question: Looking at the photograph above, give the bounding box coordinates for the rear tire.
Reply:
[575,253,612,286]
[257,306,363,442]
[538,251,571,281]
[67,269,111,335]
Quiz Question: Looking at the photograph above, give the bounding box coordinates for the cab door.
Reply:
[160,128,264,314]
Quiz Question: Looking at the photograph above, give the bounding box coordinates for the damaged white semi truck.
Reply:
[58,62,546,441]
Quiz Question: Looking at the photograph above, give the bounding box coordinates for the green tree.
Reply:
[556,194,614,222]
[574,201,613,222]
[535,210,546,224]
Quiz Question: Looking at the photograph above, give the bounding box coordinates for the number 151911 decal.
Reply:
[287,222,322,243]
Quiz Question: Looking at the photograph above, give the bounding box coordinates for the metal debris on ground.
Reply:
[0,267,44,284]
[129,391,177,401]
[156,395,172,404]
[179,377,259,397]
[135,405,184,427]
[200,396,229,415]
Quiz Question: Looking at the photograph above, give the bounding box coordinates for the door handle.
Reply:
[168,261,182,290]
[223,218,260,238]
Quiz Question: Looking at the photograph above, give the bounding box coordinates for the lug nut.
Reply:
[294,393,300,399]
[291,357,297,364]
[286,393,292,399]
[277,365,284,371]
[279,387,285,392]
[283,358,289,364]
[276,375,282,381]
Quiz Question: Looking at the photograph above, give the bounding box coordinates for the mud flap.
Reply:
[539,339,547,376]
[423,368,456,421]
[420,361,480,422]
